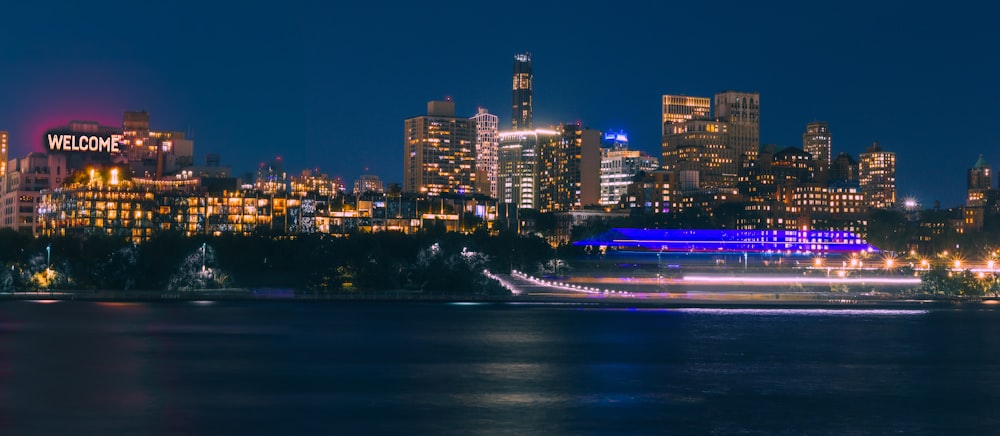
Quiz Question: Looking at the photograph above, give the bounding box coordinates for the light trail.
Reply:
[682,275,921,285]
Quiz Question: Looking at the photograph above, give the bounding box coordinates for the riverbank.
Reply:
[1,288,994,310]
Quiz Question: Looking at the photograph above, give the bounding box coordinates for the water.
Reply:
[2,301,999,434]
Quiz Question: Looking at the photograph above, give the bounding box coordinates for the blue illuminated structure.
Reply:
[574,228,879,254]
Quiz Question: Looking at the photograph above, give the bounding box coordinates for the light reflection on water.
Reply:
[0,301,998,434]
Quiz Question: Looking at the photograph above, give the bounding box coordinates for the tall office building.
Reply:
[0,130,7,180]
[715,91,760,174]
[537,124,601,211]
[498,129,558,209]
[859,141,896,209]
[662,119,735,190]
[512,53,533,130]
[404,100,477,195]
[471,108,499,198]
[802,121,831,183]
[661,95,711,135]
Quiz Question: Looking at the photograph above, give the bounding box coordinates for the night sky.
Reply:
[1,1,996,207]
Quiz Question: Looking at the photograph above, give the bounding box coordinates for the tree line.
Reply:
[0,228,555,294]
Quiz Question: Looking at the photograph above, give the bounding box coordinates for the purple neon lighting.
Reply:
[574,228,879,253]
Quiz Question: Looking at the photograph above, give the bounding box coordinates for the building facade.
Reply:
[512,53,533,130]
[859,141,896,209]
[497,129,557,210]
[471,108,499,198]
[662,119,735,190]
[714,91,760,175]
[403,100,477,195]
[802,121,831,183]
[536,124,601,212]
[600,146,659,206]
[1,153,67,233]
[661,95,711,135]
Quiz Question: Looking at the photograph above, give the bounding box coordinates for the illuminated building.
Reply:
[574,228,879,254]
[0,130,7,180]
[353,174,384,194]
[802,121,831,183]
[662,119,736,189]
[828,181,868,236]
[967,154,992,206]
[964,155,992,231]
[1,153,67,234]
[255,157,287,194]
[291,169,338,197]
[403,100,477,195]
[859,141,896,209]
[512,52,533,130]
[715,90,760,175]
[497,129,557,209]
[471,108,499,197]
[600,135,659,206]
[39,180,306,241]
[624,169,676,214]
[119,111,194,177]
[661,95,711,135]
[537,124,601,211]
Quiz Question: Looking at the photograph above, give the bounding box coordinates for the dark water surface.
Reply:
[2,301,999,434]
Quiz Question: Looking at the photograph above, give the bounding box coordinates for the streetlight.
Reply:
[46,244,51,268]
[201,242,207,272]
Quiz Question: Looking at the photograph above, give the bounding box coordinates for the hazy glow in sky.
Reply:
[1,1,996,206]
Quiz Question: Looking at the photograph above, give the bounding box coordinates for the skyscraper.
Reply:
[715,91,760,175]
[661,95,711,135]
[471,108,499,198]
[404,100,477,195]
[859,141,896,209]
[498,129,557,209]
[537,124,601,211]
[512,53,533,130]
[802,121,831,183]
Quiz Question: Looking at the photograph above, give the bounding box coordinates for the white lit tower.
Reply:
[471,108,499,198]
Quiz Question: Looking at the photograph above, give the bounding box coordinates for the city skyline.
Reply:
[1,1,997,206]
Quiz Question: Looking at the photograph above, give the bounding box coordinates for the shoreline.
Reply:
[0,289,992,310]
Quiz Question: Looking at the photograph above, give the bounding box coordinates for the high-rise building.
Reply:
[498,129,558,209]
[536,124,601,211]
[802,121,831,183]
[471,108,499,198]
[404,100,477,195]
[715,91,760,174]
[512,53,533,130]
[0,130,8,180]
[600,133,659,206]
[661,95,711,135]
[662,119,735,190]
[859,141,896,209]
